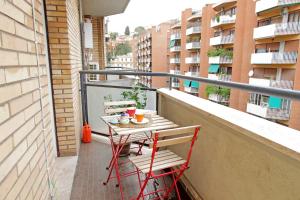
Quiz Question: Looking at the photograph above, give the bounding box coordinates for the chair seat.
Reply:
[129,150,186,173]
[112,132,151,144]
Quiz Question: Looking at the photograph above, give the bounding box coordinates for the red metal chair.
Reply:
[129,125,201,200]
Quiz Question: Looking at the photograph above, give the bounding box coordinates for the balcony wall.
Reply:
[157,88,300,200]
[253,23,300,39]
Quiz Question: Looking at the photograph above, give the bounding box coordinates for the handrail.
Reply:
[79,70,300,101]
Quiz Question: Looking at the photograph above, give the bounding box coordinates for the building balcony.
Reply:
[211,15,236,28]
[208,93,229,104]
[185,71,199,77]
[170,33,181,40]
[251,52,297,65]
[185,56,200,64]
[170,57,180,64]
[186,42,201,50]
[208,73,232,81]
[74,71,300,200]
[170,69,181,75]
[172,82,180,88]
[249,77,293,89]
[186,26,201,35]
[209,56,233,64]
[170,46,181,52]
[210,34,234,46]
[253,22,300,39]
[184,86,199,94]
[255,0,300,13]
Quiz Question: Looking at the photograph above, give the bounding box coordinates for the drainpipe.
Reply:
[33,0,54,198]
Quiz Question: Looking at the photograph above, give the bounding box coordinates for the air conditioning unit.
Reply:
[88,62,99,81]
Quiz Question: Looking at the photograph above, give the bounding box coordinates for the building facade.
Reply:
[166,0,300,130]
[110,53,134,69]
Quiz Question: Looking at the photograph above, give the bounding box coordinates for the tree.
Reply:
[125,26,130,36]
[109,32,118,41]
[134,26,145,36]
[115,42,132,56]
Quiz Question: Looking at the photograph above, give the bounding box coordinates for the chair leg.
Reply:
[163,169,185,199]
[114,155,124,199]
[136,167,144,200]
[136,173,151,200]
[172,172,181,200]
[103,144,120,185]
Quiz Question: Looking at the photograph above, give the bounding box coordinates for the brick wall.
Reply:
[0,0,56,199]
[91,17,106,69]
[45,0,82,156]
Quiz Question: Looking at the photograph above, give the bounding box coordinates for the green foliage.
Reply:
[125,26,130,36]
[134,26,145,36]
[205,85,231,98]
[207,48,233,58]
[216,15,220,22]
[115,42,132,56]
[121,85,147,109]
[109,32,118,41]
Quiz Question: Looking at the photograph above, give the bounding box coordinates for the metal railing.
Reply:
[79,70,300,123]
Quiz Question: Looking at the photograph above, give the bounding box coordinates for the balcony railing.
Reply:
[170,69,181,75]
[249,78,293,90]
[251,52,298,64]
[184,87,199,93]
[256,0,300,13]
[186,26,201,35]
[185,71,199,77]
[208,93,230,103]
[209,56,233,64]
[170,46,181,52]
[170,32,181,40]
[211,15,236,28]
[170,57,180,64]
[171,82,180,88]
[185,56,200,64]
[186,41,201,50]
[253,22,300,39]
[210,34,234,46]
[208,74,232,81]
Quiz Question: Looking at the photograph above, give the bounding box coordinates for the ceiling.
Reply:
[82,0,130,17]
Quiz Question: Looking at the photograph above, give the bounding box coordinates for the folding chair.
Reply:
[129,125,201,200]
[103,100,152,187]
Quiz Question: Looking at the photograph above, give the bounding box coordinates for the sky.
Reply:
[107,0,217,34]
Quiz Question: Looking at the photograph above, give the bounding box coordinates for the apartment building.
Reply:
[135,22,172,88]
[110,53,134,69]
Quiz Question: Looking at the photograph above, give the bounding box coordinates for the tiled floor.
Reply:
[70,141,190,200]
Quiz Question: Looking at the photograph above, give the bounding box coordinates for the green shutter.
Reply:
[169,40,176,48]
[268,96,282,109]
[184,80,191,87]
[208,64,220,73]
[191,81,200,88]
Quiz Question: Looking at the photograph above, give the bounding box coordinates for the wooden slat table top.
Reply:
[100,112,179,136]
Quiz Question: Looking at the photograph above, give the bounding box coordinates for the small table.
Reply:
[101,112,178,200]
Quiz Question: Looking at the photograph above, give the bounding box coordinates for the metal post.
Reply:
[80,73,87,124]
[169,76,172,90]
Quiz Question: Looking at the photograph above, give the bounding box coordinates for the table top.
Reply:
[101,113,179,136]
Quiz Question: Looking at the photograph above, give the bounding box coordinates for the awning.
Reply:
[208,64,220,73]
[268,96,282,109]
[169,40,176,48]
[191,81,200,88]
[82,0,130,16]
[184,80,191,87]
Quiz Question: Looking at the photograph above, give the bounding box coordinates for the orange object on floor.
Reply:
[82,123,91,143]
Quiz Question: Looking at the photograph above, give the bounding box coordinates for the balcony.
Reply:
[185,56,200,64]
[185,71,199,77]
[211,15,236,28]
[253,22,300,39]
[251,52,298,65]
[170,33,181,40]
[249,77,293,89]
[170,69,181,75]
[208,73,232,81]
[172,82,180,88]
[208,93,229,104]
[256,0,300,13]
[209,56,233,64]
[170,57,180,64]
[186,41,201,50]
[186,26,201,35]
[170,46,181,52]
[210,34,234,46]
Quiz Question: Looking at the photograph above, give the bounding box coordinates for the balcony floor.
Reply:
[70,140,190,200]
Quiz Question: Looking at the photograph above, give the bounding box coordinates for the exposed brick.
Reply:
[17,142,38,174]
[12,0,33,17]
[0,167,18,200]
[2,33,28,52]
[0,13,16,34]
[21,78,39,93]
[0,103,10,124]
[0,137,13,164]
[15,23,35,41]
[9,93,33,115]
[0,1,25,24]
[0,49,19,66]
[5,67,29,83]
[0,82,22,104]
[13,118,35,146]
[0,68,5,84]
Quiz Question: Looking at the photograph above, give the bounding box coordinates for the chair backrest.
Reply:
[104,100,136,115]
[148,125,201,172]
